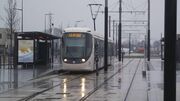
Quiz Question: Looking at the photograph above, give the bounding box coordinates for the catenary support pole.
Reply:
[109,16,111,37]
[13,32,18,88]
[93,18,96,31]
[147,0,150,61]
[104,0,108,72]
[129,33,131,56]
[116,23,118,57]
[164,0,177,100]
[118,0,122,61]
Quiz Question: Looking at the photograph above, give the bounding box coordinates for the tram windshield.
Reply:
[62,33,92,59]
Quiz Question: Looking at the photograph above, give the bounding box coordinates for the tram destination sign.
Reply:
[66,33,85,38]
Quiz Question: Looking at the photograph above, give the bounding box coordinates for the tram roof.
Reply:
[17,32,60,40]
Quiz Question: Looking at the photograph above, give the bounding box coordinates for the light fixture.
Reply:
[82,59,86,62]
[64,59,67,62]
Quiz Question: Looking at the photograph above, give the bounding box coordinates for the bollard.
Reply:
[0,55,1,68]
[95,42,99,76]
[142,70,146,78]
[95,55,99,76]
[122,51,125,63]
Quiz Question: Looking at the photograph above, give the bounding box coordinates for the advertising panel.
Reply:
[18,40,34,63]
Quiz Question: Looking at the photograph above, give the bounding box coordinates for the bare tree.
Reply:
[5,0,19,34]
[4,0,19,68]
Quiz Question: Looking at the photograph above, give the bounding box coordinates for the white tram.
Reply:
[61,27,115,71]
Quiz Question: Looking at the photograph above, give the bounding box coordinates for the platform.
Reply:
[0,58,179,101]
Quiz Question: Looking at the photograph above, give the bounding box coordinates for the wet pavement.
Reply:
[0,57,62,94]
[86,59,147,101]
[147,59,163,101]
[0,58,179,101]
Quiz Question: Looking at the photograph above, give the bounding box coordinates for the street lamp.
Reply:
[45,13,53,34]
[88,4,102,31]
[44,14,47,33]
[14,0,23,32]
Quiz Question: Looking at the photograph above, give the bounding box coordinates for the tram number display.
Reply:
[66,33,84,38]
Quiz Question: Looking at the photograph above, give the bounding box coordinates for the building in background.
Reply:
[0,28,11,54]
[0,28,12,66]
[52,28,63,62]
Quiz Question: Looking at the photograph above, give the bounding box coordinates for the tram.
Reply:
[61,27,115,71]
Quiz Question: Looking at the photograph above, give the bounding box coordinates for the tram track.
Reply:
[123,59,141,101]
[18,74,85,101]
[17,67,107,101]
[17,58,134,101]
[79,58,135,101]
[17,68,105,101]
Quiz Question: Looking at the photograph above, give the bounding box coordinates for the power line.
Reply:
[99,10,146,14]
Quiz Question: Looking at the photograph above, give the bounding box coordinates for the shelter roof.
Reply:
[17,32,60,40]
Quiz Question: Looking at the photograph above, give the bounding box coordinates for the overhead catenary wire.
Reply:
[87,0,148,42]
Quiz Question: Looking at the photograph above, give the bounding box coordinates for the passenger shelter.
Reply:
[17,32,60,67]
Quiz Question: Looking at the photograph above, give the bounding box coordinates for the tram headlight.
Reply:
[64,59,67,62]
[82,59,86,62]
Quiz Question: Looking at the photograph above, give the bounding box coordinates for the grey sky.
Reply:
[0,0,180,41]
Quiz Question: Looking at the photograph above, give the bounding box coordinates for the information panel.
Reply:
[18,40,34,63]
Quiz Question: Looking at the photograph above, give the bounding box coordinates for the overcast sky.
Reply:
[0,0,180,41]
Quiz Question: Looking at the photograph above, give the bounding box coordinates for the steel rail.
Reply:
[123,59,141,101]
[79,59,134,101]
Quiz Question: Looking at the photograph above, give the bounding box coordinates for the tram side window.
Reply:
[94,39,100,57]
[94,39,97,49]
[108,43,110,56]
[100,40,104,57]
[95,39,99,56]
[109,43,114,56]
[86,34,92,56]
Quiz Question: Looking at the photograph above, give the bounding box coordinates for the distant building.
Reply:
[53,27,63,37]
[0,28,10,46]
[0,28,11,54]
[52,28,63,57]
[44,27,63,51]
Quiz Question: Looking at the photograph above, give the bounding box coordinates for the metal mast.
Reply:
[104,0,108,71]
[88,4,102,31]
[118,0,122,61]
